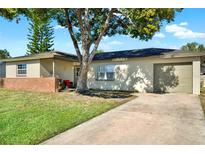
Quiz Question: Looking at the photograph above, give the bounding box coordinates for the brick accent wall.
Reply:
[0,77,58,92]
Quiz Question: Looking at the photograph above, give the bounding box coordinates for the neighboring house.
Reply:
[4,52,78,81]
[0,52,79,92]
[0,48,204,95]
[0,61,6,77]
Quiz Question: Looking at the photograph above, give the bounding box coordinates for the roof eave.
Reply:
[2,53,78,62]
[1,54,55,62]
[161,52,205,58]
[53,55,78,62]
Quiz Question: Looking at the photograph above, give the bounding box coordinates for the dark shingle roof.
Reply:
[93,48,177,60]
[2,48,179,62]
[53,51,78,60]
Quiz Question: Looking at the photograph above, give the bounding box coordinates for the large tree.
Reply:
[0,8,182,93]
[181,42,205,52]
[0,49,11,59]
[27,15,54,55]
[53,8,182,93]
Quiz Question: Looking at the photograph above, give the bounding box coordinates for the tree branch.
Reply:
[84,8,92,45]
[84,8,90,31]
[89,8,115,63]
[76,9,85,36]
[64,8,82,62]
[76,9,88,52]
[77,8,92,51]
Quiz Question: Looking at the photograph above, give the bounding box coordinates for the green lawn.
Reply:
[0,89,132,144]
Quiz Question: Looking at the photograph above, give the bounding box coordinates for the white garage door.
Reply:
[154,62,193,93]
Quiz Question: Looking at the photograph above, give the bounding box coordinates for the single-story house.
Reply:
[0,48,205,95]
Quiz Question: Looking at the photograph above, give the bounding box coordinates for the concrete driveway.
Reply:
[42,93,205,145]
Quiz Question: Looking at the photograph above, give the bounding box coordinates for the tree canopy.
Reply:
[0,9,55,55]
[27,14,54,55]
[0,49,11,59]
[181,42,205,52]
[0,9,52,22]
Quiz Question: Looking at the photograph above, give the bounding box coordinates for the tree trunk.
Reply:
[64,9,114,94]
[76,50,89,94]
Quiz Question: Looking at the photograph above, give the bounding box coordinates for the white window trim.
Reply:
[16,64,27,77]
[96,65,115,81]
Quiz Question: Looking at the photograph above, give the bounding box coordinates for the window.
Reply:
[97,65,115,81]
[17,64,27,76]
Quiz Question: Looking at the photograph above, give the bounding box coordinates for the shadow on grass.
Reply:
[81,89,137,99]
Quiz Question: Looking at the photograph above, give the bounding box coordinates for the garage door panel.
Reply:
[154,63,193,93]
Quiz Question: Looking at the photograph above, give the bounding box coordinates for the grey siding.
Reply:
[0,62,6,77]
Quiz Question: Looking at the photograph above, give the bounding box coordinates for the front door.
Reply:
[74,66,81,87]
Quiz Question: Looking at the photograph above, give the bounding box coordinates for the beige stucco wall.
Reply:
[54,59,74,81]
[193,60,200,95]
[6,58,75,81]
[88,56,201,94]
[40,59,75,82]
[6,60,40,78]
[40,59,53,77]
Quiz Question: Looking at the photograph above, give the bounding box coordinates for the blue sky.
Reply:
[0,8,205,57]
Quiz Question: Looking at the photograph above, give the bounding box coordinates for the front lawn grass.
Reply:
[0,89,134,144]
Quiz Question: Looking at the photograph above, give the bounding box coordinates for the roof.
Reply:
[2,48,205,63]
[93,48,177,60]
[2,51,78,62]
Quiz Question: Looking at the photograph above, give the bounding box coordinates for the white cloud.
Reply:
[174,30,205,39]
[99,43,111,51]
[165,23,205,39]
[54,25,65,30]
[179,22,188,26]
[108,41,124,45]
[99,40,124,51]
[165,24,187,33]
[103,36,109,41]
[167,45,180,49]
[154,33,165,38]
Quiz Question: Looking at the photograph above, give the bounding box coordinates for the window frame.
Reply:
[16,64,27,77]
[96,65,115,81]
